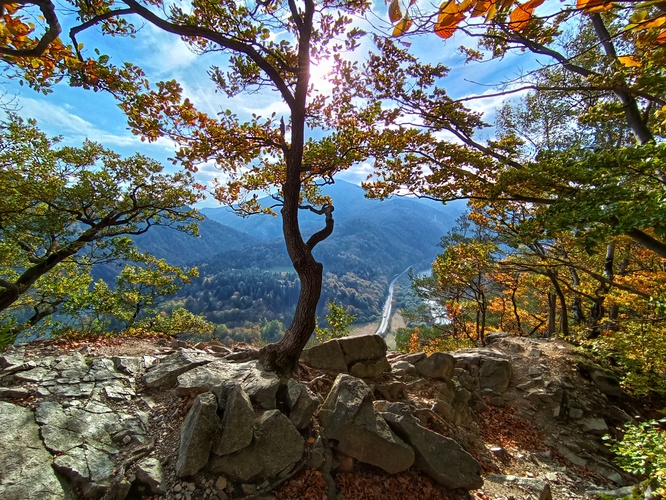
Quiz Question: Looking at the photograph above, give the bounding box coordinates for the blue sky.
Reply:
[3,0,540,207]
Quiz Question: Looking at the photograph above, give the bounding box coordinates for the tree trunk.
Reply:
[547,292,557,336]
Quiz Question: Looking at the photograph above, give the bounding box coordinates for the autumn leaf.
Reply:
[389,0,403,23]
[617,55,642,67]
[576,0,614,12]
[392,15,413,36]
[508,0,544,31]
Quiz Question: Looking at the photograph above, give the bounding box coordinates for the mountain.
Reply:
[167,182,468,332]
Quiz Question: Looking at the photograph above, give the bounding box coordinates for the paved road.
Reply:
[375,266,412,336]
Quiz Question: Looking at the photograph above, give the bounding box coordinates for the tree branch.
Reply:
[0,0,61,57]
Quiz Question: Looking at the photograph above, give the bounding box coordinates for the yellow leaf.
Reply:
[485,2,498,20]
[577,0,613,12]
[618,55,642,67]
[471,0,493,17]
[389,0,403,23]
[392,14,413,36]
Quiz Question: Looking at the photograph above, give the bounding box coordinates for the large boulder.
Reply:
[176,392,219,477]
[375,401,483,490]
[300,335,389,377]
[0,402,64,499]
[143,349,215,388]
[414,352,455,380]
[176,360,280,409]
[207,410,304,482]
[319,374,414,474]
[285,379,321,430]
[212,384,255,456]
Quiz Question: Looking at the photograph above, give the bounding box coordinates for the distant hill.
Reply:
[167,182,468,330]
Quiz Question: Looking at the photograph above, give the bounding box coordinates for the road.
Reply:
[375,266,412,336]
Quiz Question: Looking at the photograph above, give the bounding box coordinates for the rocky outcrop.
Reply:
[0,334,642,499]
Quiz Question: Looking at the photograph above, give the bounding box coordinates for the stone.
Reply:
[212,385,255,456]
[208,410,304,482]
[135,457,167,495]
[0,386,31,398]
[375,381,407,401]
[414,352,455,380]
[350,358,391,378]
[487,475,551,500]
[300,340,348,372]
[390,360,418,376]
[337,335,387,366]
[0,401,64,499]
[215,476,228,490]
[318,374,414,474]
[53,444,115,498]
[590,369,623,397]
[569,407,584,419]
[478,357,512,393]
[112,356,145,376]
[578,417,609,435]
[392,352,427,364]
[143,349,215,388]
[376,401,483,490]
[284,379,321,430]
[177,360,280,409]
[176,392,219,477]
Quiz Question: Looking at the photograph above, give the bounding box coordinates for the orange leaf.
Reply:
[656,29,666,44]
[471,0,493,17]
[509,2,533,31]
[577,0,613,12]
[389,0,403,23]
[435,10,464,38]
[392,15,413,36]
[617,55,642,67]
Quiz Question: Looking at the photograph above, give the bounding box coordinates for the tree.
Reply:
[0,115,201,344]
[0,0,420,374]
[315,300,356,342]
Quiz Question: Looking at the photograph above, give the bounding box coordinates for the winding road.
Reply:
[375,266,412,336]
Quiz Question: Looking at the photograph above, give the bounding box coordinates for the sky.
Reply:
[3,0,541,207]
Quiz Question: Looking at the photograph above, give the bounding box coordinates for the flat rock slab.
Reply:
[177,360,280,409]
[144,349,216,388]
[0,401,65,499]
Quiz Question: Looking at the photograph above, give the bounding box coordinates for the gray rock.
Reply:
[319,374,414,474]
[212,385,255,456]
[376,401,483,490]
[0,401,64,499]
[0,386,31,398]
[590,369,623,397]
[350,358,391,378]
[579,417,609,435]
[176,392,219,477]
[487,475,551,500]
[177,360,280,409]
[135,457,167,495]
[392,352,427,364]
[300,340,348,372]
[208,410,304,482]
[112,356,145,376]
[285,379,321,429]
[414,352,455,380]
[569,407,584,419]
[143,349,215,388]
[375,381,407,401]
[478,357,512,393]
[53,444,115,498]
[338,335,387,366]
[390,360,418,376]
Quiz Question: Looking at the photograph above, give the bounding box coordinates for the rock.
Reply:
[350,358,391,378]
[487,475,552,500]
[376,401,483,490]
[143,349,215,388]
[375,381,407,401]
[0,386,31,398]
[478,357,512,393]
[135,457,167,495]
[284,379,321,430]
[578,417,609,435]
[177,360,280,409]
[212,385,255,456]
[53,444,115,498]
[208,410,304,482]
[176,392,219,477]
[318,374,414,474]
[0,401,64,499]
[569,407,584,419]
[392,352,427,364]
[338,335,387,366]
[390,360,418,376]
[414,352,455,380]
[300,340,348,372]
[590,369,623,397]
